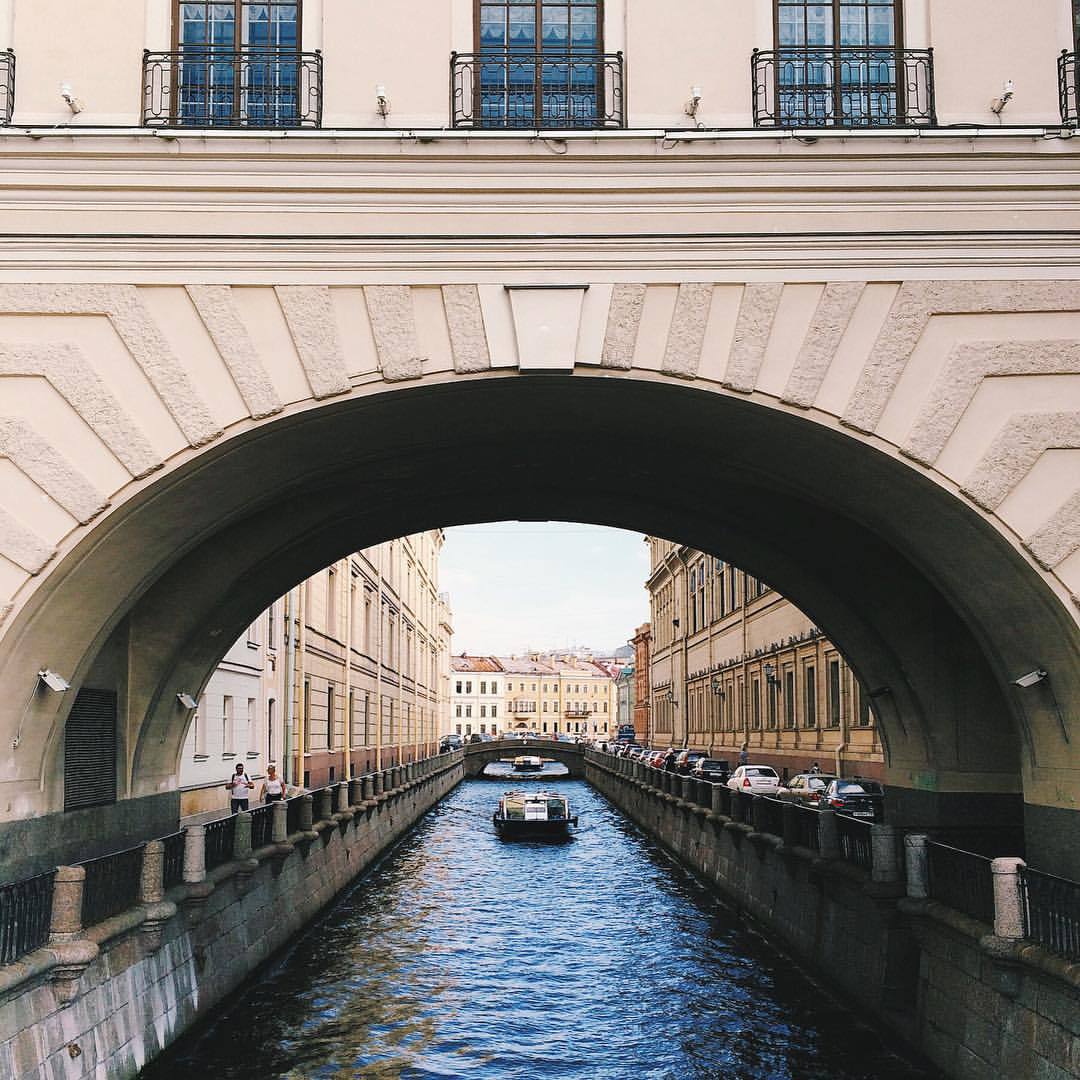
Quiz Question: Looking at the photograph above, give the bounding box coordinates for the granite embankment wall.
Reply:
[588,753,1080,1080]
[0,753,464,1080]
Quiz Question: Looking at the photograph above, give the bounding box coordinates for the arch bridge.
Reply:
[0,134,1077,880]
[463,739,586,779]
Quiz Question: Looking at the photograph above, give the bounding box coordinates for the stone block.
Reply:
[1032,1054,1077,1080]
[954,1043,994,1080]
[962,1011,1001,1067]
[1035,983,1080,1037]
[1033,1013,1073,1069]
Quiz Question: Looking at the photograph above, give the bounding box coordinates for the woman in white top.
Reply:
[261,763,286,804]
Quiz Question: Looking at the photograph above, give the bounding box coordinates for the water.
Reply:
[142,780,940,1079]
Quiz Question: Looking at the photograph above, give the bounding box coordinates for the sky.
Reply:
[439,522,650,657]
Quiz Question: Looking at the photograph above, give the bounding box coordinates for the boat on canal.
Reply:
[493,791,578,838]
[510,754,544,772]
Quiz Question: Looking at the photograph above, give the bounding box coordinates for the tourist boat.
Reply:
[493,791,578,838]
[511,754,544,772]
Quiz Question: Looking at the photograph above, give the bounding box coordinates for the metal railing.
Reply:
[142,48,323,128]
[1060,51,1078,126]
[836,814,873,870]
[1021,866,1080,962]
[249,804,275,850]
[203,815,237,871]
[793,804,821,852]
[286,793,306,836]
[927,841,995,924]
[0,49,13,126]
[752,47,935,127]
[0,869,54,965]
[451,50,624,129]
[80,845,145,928]
[161,829,186,890]
[754,796,785,837]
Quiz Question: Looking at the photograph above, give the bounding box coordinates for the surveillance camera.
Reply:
[59,83,85,114]
[375,84,390,118]
[1012,669,1047,689]
[684,86,702,119]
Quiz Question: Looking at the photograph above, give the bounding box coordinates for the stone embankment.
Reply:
[587,751,1080,1080]
[0,752,464,1079]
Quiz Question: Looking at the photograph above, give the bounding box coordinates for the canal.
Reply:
[141,779,940,1079]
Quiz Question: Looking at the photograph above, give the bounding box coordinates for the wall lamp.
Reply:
[177,692,198,710]
[38,669,70,693]
[710,675,725,698]
[1012,669,1046,689]
[763,662,782,691]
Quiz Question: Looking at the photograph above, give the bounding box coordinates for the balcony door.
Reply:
[476,0,603,127]
[173,1,300,125]
[774,0,903,125]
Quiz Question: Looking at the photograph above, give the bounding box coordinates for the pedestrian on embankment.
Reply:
[227,762,253,814]
[261,763,285,804]
[738,743,749,766]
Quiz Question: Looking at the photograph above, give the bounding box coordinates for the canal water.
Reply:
[141,779,940,1079]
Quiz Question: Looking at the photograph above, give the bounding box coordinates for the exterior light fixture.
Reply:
[37,669,70,692]
[1012,669,1047,689]
[710,676,725,697]
[763,663,782,690]
[177,692,198,709]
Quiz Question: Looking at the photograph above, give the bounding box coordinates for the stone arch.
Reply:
[0,280,1077,876]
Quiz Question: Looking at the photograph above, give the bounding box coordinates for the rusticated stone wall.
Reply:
[0,754,463,1080]
[587,754,1080,1080]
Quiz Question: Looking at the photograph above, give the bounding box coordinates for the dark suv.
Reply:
[439,734,464,753]
[821,778,884,821]
[691,758,730,784]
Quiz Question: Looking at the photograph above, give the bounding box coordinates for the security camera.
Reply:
[1012,669,1047,689]
[375,84,390,118]
[59,83,85,114]
[991,79,1015,116]
[684,86,702,119]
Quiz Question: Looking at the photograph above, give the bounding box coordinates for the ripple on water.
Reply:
[140,780,942,1080]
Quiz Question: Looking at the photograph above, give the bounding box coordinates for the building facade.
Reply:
[631,624,652,745]
[180,531,452,813]
[450,656,503,737]
[646,540,883,780]
[616,663,635,740]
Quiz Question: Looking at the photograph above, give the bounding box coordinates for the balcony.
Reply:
[451,50,624,129]
[142,48,322,128]
[509,701,537,714]
[752,47,935,128]
[564,708,592,719]
[0,49,13,126]
[1061,51,1078,126]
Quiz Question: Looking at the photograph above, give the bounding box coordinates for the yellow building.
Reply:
[647,540,882,780]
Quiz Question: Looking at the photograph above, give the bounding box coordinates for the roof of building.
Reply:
[451,655,504,672]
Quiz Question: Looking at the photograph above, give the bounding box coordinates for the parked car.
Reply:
[675,749,707,775]
[556,733,576,743]
[821,778,884,821]
[647,750,668,769]
[726,764,781,794]
[780,772,838,806]
[439,734,464,752]
[691,758,730,784]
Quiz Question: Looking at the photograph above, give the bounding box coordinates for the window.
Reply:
[222,695,234,754]
[857,685,873,727]
[326,684,335,750]
[465,705,472,718]
[466,681,473,694]
[491,706,497,718]
[456,705,462,718]
[751,680,761,730]
[828,659,842,727]
[491,681,498,694]
[784,669,795,728]
[456,680,463,694]
[480,705,487,718]
[471,0,605,129]
[772,0,906,126]
[246,697,256,754]
[327,567,337,636]
[170,1,305,127]
[480,681,487,695]
[804,667,817,728]
[267,697,275,760]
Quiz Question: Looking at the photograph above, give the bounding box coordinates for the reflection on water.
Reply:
[141,780,940,1080]
[480,760,570,780]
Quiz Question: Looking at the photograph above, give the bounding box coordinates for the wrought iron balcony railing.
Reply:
[0,49,13,126]
[1060,51,1079,126]
[142,48,322,128]
[752,47,935,128]
[451,50,624,129]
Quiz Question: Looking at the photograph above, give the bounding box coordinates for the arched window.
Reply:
[759,0,931,127]
[153,2,314,127]
[459,0,618,128]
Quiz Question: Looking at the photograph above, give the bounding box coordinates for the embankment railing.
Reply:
[1020,866,1080,961]
[79,844,146,928]
[0,869,54,965]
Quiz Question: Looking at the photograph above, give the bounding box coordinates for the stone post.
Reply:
[49,866,85,943]
[183,824,206,885]
[336,782,350,813]
[272,799,289,843]
[711,783,727,816]
[870,824,901,884]
[349,777,363,806]
[991,858,1027,941]
[47,866,98,1006]
[904,833,929,899]
[373,771,384,796]
[316,787,333,823]
[233,811,253,861]
[299,794,314,832]
[362,775,375,802]
[139,840,176,953]
[818,809,840,859]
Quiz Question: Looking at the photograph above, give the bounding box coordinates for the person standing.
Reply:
[226,762,253,814]
[261,762,285,804]
[738,743,749,767]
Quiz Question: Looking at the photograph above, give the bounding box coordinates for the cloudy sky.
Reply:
[439,522,650,656]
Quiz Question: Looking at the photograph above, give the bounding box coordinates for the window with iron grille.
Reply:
[64,689,118,812]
